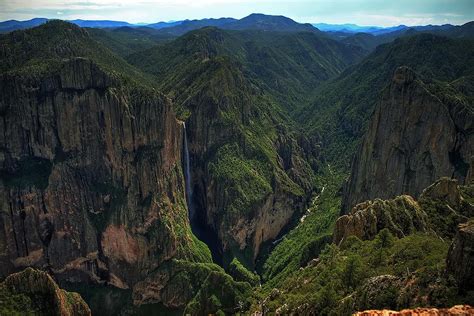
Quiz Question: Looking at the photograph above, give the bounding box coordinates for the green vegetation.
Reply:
[420,183,474,239]
[2,19,473,316]
[208,143,273,216]
[88,27,174,58]
[297,33,474,168]
[0,268,89,316]
[259,165,344,289]
[250,175,474,314]
[228,258,260,286]
[127,26,360,263]
[184,266,252,315]
[128,27,363,113]
[253,230,456,315]
[0,20,159,91]
[0,285,35,316]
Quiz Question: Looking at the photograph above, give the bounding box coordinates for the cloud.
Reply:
[0,0,472,25]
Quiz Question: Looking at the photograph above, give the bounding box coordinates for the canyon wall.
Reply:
[342,66,474,213]
[0,56,189,294]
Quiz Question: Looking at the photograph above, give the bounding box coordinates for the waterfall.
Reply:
[183,123,195,219]
[182,122,222,265]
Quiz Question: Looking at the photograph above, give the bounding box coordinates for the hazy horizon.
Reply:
[1,0,473,27]
[0,14,471,28]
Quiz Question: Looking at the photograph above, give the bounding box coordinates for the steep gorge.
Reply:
[127,27,365,267]
[0,21,252,315]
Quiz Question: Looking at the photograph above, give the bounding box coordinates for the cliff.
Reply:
[0,21,248,314]
[0,267,90,315]
[342,66,474,212]
[127,28,321,266]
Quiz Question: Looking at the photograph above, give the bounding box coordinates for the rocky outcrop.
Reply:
[0,267,90,315]
[354,305,474,316]
[0,40,193,309]
[420,178,462,207]
[342,66,474,213]
[446,220,474,292]
[335,178,474,243]
[334,195,428,244]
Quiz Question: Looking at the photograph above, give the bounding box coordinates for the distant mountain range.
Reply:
[315,22,457,35]
[0,14,464,35]
[1,13,474,316]
[0,14,319,34]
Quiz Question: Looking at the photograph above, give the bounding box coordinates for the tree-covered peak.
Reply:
[0,20,157,89]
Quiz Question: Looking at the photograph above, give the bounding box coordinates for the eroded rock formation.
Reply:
[0,54,189,302]
[0,267,91,315]
[335,178,474,244]
[334,195,428,244]
[342,66,474,213]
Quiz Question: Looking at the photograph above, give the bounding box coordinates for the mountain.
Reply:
[341,66,474,212]
[327,23,473,53]
[146,20,183,29]
[315,23,414,35]
[0,18,134,32]
[0,14,473,316]
[128,27,363,112]
[250,29,474,316]
[87,26,174,57]
[0,20,251,315]
[68,19,133,28]
[297,33,474,167]
[0,18,47,33]
[313,23,384,33]
[434,21,474,39]
[128,26,327,267]
[222,13,319,33]
[148,18,235,35]
[151,14,320,36]
[254,177,474,314]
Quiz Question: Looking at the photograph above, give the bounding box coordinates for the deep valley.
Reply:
[0,10,473,316]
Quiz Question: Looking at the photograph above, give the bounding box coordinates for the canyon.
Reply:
[0,14,473,315]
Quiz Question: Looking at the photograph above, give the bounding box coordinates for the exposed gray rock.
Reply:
[0,57,187,304]
[342,66,474,213]
[334,195,428,244]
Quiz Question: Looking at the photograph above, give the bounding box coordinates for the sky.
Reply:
[0,0,473,27]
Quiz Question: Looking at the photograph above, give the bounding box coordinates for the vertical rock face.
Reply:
[0,56,185,292]
[446,220,474,292]
[342,66,474,213]
[183,58,314,264]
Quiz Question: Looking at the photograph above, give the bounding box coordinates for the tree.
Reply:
[343,254,364,289]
